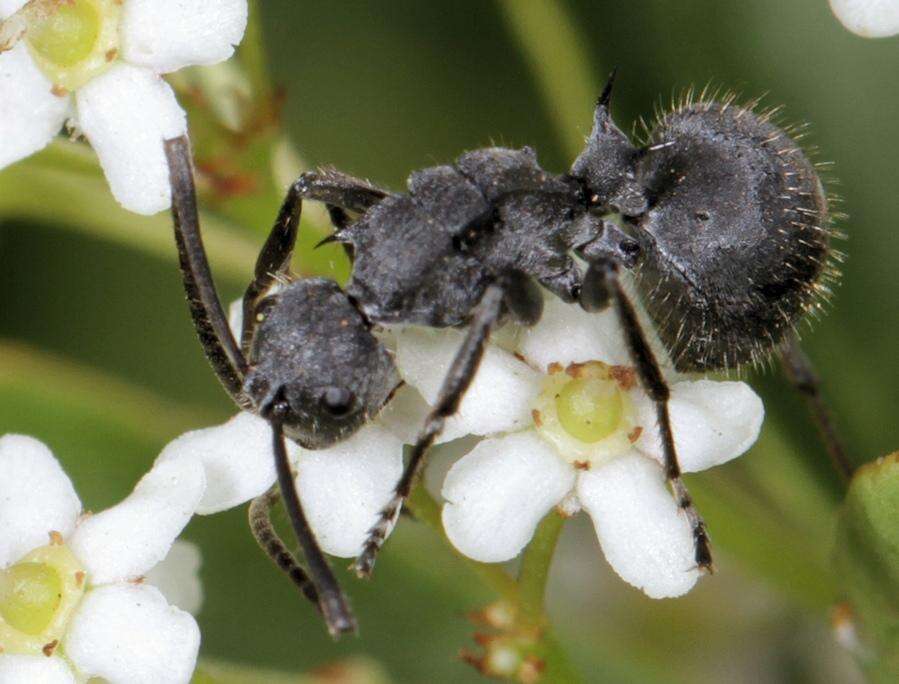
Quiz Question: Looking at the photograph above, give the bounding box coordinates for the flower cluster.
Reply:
[0,435,203,683]
[163,295,764,600]
[0,0,247,214]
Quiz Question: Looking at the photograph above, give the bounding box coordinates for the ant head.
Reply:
[244,279,400,449]
[570,71,647,217]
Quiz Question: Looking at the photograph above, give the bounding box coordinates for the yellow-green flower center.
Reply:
[532,361,639,468]
[556,375,624,443]
[0,537,87,656]
[19,0,122,92]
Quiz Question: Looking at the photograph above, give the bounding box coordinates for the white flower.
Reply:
[829,0,899,37]
[0,433,205,683]
[396,298,764,599]
[0,0,248,214]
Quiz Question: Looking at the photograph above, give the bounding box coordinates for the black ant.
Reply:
[164,72,845,636]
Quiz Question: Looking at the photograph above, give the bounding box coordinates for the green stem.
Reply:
[495,0,598,159]
[517,510,565,625]
[238,0,273,101]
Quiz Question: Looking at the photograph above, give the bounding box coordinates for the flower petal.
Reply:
[295,424,404,558]
[121,0,248,74]
[68,458,204,585]
[830,0,899,37]
[156,412,292,515]
[144,540,203,616]
[0,655,75,683]
[442,432,575,562]
[577,453,701,598]
[515,296,629,371]
[0,0,27,20]
[0,43,70,170]
[0,434,81,567]
[395,327,541,438]
[74,63,187,214]
[634,379,764,473]
[377,383,472,445]
[65,584,199,684]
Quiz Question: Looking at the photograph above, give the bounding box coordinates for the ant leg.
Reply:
[354,283,506,578]
[268,402,357,637]
[779,332,853,481]
[248,485,319,607]
[296,169,389,212]
[239,184,303,355]
[586,260,714,572]
[164,136,248,406]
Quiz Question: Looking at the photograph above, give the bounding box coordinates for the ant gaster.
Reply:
[164,72,844,637]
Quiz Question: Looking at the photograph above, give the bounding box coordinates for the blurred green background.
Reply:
[1,1,897,682]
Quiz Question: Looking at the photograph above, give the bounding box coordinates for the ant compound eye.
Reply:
[320,387,355,417]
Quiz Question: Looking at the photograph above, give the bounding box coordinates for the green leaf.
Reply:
[835,452,899,681]
[193,656,391,684]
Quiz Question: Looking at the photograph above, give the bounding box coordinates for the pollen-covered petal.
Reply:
[830,0,899,37]
[0,0,27,20]
[633,379,764,473]
[65,584,199,684]
[0,42,70,170]
[0,655,75,683]
[0,434,81,567]
[121,0,248,74]
[68,458,204,585]
[394,327,541,438]
[144,540,203,616]
[74,63,187,214]
[441,432,575,563]
[156,412,293,515]
[515,297,629,371]
[295,424,404,558]
[578,453,700,598]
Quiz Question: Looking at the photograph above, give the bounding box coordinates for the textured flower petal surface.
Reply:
[515,297,630,371]
[0,655,74,683]
[69,458,204,584]
[121,0,248,74]
[157,412,291,515]
[0,0,27,19]
[830,0,899,37]
[634,379,763,473]
[377,383,471,445]
[75,64,187,214]
[295,424,404,557]
[144,540,203,616]
[578,453,701,598]
[0,43,70,170]
[65,584,199,684]
[442,432,576,562]
[0,434,81,567]
[395,327,541,437]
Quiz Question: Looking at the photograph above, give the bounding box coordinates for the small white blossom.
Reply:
[395,298,764,599]
[829,0,899,37]
[0,0,248,214]
[0,434,205,683]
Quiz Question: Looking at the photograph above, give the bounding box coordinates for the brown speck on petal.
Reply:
[565,362,587,378]
[610,365,637,390]
[105,48,118,62]
[42,639,59,657]
[547,362,563,375]
[573,460,591,470]
[74,570,86,588]
[48,530,64,545]
[50,84,68,98]
[627,426,643,443]
[129,575,147,584]
[531,409,543,428]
